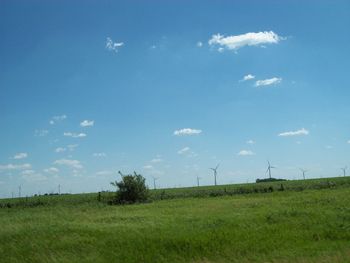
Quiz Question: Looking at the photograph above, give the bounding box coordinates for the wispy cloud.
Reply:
[80,120,94,127]
[67,144,78,151]
[278,128,309,137]
[151,158,163,163]
[255,77,282,87]
[241,74,255,81]
[63,132,87,138]
[43,167,59,174]
[106,37,124,53]
[0,163,31,171]
[178,147,190,155]
[208,31,283,52]
[54,159,83,169]
[35,129,49,137]
[93,152,107,158]
[143,165,153,170]
[55,147,66,153]
[21,170,47,181]
[348,140,350,144]
[246,140,255,145]
[96,170,115,176]
[50,115,67,125]
[13,153,28,160]
[238,150,255,156]
[174,128,202,136]
[197,41,203,47]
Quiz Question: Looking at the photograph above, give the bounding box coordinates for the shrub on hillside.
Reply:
[111,171,149,204]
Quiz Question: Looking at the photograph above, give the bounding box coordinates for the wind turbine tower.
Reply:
[341,166,347,177]
[209,164,220,186]
[266,161,275,179]
[300,168,307,180]
[152,177,158,190]
[196,176,201,187]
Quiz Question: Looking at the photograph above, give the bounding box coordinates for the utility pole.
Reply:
[152,177,158,190]
[58,184,61,194]
[18,185,21,198]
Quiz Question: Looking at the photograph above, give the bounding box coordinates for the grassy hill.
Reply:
[1,177,350,262]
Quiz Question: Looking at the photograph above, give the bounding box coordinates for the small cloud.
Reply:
[151,158,163,163]
[174,128,202,136]
[44,167,59,174]
[63,132,87,138]
[241,74,255,82]
[50,115,67,125]
[347,140,350,144]
[246,140,255,145]
[208,31,283,52]
[55,147,66,153]
[278,128,309,137]
[177,147,190,155]
[35,129,49,137]
[325,145,333,149]
[106,37,124,53]
[143,165,153,170]
[13,153,28,160]
[197,41,203,47]
[238,150,255,156]
[80,120,94,127]
[0,163,31,171]
[96,170,114,176]
[93,152,107,158]
[255,77,282,87]
[54,159,83,169]
[67,144,78,151]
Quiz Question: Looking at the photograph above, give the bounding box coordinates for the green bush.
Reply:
[111,171,149,204]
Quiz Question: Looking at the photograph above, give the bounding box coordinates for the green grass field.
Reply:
[1,177,350,262]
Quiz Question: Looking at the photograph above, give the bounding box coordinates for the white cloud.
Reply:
[241,74,255,81]
[238,150,255,156]
[21,170,47,181]
[44,167,59,174]
[255,77,282,87]
[208,31,283,51]
[54,159,83,169]
[67,144,78,151]
[177,147,190,155]
[50,115,67,125]
[80,120,94,127]
[93,152,106,157]
[278,128,309,137]
[197,41,203,47]
[35,129,49,137]
[55,147,66,153]
[151,158,163,163]
[347,140,350,144]
[106,37,124,53]
[63,132,87,138]
[246,140,255,145]
[0,163,31,171]
[143,165,153,170]
[96,170,114,176]
[174,128,202,136]
[13,153,28,160]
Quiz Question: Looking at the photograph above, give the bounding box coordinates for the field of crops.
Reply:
[1,177,350,262]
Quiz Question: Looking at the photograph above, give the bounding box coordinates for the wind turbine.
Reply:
[266,161,275,179]
[299,168,307,180]
[152,176,159,190]
[209,164,220,186]
[196,176,201,187]
[341,166,347,177]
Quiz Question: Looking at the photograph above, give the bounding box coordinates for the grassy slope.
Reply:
[1,179,350,262]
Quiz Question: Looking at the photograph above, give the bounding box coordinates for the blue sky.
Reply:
[1,1,350,197]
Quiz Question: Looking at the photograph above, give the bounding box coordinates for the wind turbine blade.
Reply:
[216,163,220,170]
